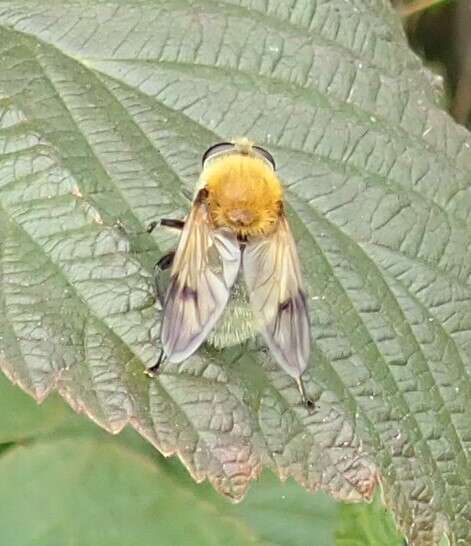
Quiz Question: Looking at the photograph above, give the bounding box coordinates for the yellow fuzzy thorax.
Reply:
[203,154,283,238]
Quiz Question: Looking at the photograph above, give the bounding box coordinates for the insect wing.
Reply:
[161,193,241,362]
[243,216,310,379]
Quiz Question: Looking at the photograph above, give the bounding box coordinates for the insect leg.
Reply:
[144,349,166,377]
[147,221,158,234]
[154,250,175,306]
[146,250,177,377]
[147,218,185,234]
[295,376,315,412]
[161,218,185,230]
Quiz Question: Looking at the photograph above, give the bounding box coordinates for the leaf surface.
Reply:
[0,1,470,544]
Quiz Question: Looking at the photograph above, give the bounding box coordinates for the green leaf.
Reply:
[0,376,405,546]
[0,1,470,544]
[0,368,94,443]
[336,491,404,546]
[158,453,342,546]
[0,377,403,546]
[0,436,339,546]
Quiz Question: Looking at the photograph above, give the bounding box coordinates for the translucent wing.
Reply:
[243,215,310,379]
[161,190,241,362]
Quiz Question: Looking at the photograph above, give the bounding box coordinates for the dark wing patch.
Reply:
[243,216,310,379]
[161,192,241,362]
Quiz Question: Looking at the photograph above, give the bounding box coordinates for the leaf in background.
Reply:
[0,377,404,546]
[0,369,96,443]
[336,491,405,546]
[0,1,470,544]
[0,436,357,546]
[0,438,269,546]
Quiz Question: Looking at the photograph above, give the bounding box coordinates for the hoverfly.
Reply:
[148,138,313,407]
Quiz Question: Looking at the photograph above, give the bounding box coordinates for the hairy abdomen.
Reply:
[207,277,256,348]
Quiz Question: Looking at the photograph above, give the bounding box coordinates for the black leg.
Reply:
[147,218,185,234]
[156,251,175,271]
[154,250,175,306]
[295,376,315,412]
[147,221,158,234]
[161,218,185,230]
[144,349,166,377]
[145,218,183,379]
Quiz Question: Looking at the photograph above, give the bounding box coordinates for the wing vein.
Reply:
[243,216,310,379]
[161,192,241,362]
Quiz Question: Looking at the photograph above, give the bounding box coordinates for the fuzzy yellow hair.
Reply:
[203,154,283,238]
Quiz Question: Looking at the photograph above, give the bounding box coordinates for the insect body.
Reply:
[151,139,312,407]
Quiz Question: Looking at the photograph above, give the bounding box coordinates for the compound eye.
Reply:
[202,142,235,167]
[252,145,276,171]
